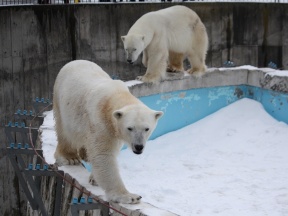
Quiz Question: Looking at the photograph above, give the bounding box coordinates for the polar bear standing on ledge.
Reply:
[53,60,163,204]
[121,5,208,83]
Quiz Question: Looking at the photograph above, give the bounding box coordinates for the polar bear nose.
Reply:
[133,144,144,154]
[127,59,133,64]
[135,145,144,151]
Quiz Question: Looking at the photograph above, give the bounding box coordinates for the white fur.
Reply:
[53,60,163,204]
[121,5,209,83]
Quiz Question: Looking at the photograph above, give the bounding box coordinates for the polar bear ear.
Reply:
[154,111,164,120]
[121,36,126,42]
[113,110,124,120]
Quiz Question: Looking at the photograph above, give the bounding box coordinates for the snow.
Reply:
[217,65,288,78]
[40,98,288,216]
[266,70,288,78]
[218,65,259,71]
[124,80,143,87]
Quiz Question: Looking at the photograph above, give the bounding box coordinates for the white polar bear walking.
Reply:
[121,5,209,83]
[53,60,163,204]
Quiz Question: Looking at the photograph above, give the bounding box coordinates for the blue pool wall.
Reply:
[140,85,288,140]
[248,86,288,125]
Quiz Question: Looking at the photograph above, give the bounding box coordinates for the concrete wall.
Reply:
[1,2,288,126]
[0,3,288,215]
[0,3,287,99]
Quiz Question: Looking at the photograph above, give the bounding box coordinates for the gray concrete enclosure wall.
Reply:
[1,2,288,118]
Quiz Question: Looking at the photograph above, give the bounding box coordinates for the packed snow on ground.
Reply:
[41,98,288,216]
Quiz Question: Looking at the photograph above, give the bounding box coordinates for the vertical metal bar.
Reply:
[5,127,15,144]
[101,202,110,216]
[70,205,79,216]
[8,154,38,209]
[34,155,43,190]
[17,155,48,216]
[54,171,64,216]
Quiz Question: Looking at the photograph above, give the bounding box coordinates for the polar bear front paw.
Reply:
[166,65,183,73]
[89,174,98,186]
[137,74,160,84]
[108,192,142,204]
[136,76,143,81]
[187,66,207,78]
[55,155,81,166]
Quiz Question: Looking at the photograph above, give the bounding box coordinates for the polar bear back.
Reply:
[128,5,204,53]
[56,60,121,90]
[54,60,128,104]
[53,60,130,143]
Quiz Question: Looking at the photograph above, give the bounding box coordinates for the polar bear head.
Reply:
[121,34,145,64]
[113,105,163,154]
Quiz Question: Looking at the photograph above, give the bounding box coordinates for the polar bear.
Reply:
[121,5,208,83]
[53,60,163,204]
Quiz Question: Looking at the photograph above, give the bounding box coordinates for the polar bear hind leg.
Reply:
[187,19,208,77]
[187,52,207,77]
[53,101,81,165]
[167,51,184,72]
[54,137,80,165]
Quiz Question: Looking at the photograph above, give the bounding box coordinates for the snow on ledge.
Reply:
[218,65,259,71]
[265,70,288,77]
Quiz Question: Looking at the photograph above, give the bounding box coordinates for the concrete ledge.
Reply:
[128,67,288,97]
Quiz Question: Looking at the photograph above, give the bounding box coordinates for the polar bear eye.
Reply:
[145,128,149,132]
[127,127,133,131]
[133,48,136,51]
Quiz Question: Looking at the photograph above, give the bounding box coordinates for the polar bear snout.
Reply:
[132,144,144,155]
